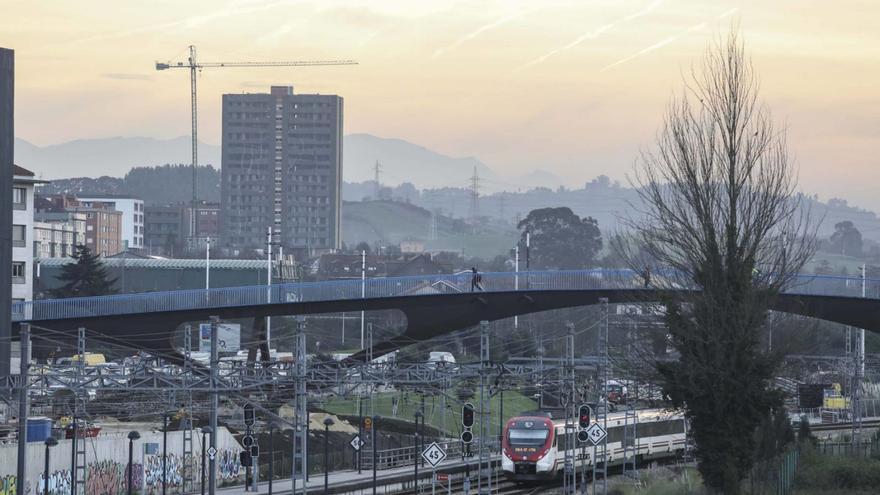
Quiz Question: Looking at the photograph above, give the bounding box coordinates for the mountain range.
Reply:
[14,134,565,191]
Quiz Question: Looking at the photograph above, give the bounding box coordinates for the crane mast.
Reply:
[155,45,357,248]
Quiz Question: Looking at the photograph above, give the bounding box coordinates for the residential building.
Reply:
[33,212,86,259]
[317,253,450,280]
[77,195,145,251]
[144,201,220,256]
[35,194,123,257]
[80,207,123,256]
[144,204,184,256]
[221,85,343,257]
[36,256,268,294]
[183,201,221,251]
[1,47,13,376]
[12,165,44,307]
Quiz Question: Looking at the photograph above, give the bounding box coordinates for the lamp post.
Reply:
[323,417,334,494]
[43,437,58,495]
[127,431,141,495]
[200,426,212,495]
[162,412,170,495]
[414,410,423,493]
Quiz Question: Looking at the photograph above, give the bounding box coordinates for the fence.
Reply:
[776,448,799,495]
[815,438,880,458]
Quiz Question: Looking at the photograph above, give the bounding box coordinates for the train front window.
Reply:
[508,428,549,446]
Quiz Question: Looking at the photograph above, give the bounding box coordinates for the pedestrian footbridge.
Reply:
[11,270,880,359]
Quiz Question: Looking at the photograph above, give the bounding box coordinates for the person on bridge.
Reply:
[471,267,484,292]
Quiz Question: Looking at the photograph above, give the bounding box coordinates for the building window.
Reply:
[12,224,26,247]
[12,262,25,283]
[13,187,26,210]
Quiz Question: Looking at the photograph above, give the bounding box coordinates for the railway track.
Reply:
[387,475,561,495]
[810,419,880,432]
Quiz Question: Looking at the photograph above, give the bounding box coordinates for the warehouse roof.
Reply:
[37,257,266,270]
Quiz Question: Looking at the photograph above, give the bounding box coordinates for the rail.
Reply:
[12,269,880,322]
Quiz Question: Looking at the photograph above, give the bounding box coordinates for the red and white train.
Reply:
[501,409,686,481]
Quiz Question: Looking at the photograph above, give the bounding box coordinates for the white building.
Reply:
[11,165,43,307]
[33,212,86,259]
[77,195,144,251]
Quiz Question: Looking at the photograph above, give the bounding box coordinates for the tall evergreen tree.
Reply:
[50,245,117,298]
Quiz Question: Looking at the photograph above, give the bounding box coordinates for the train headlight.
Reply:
[536,451,553,472]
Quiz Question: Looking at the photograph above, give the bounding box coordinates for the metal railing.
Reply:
[362,439,498,470]
[12,269,880,322]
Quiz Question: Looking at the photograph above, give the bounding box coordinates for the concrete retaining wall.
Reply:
[0,428,243,495]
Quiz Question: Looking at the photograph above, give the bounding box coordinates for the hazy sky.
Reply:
[2,1,879,207]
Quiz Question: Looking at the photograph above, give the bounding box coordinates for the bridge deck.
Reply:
[12,270,880,323]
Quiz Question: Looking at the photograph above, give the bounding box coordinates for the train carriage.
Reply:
[501,409,686,481]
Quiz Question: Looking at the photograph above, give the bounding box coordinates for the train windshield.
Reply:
[508,428,549,446]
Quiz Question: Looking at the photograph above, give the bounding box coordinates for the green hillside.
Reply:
[320,390,538,436]
[342,200,518,259]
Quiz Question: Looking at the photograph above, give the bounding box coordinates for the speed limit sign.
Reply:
[421,442,447,468]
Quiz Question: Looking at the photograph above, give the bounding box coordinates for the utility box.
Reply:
[26,417,53,442]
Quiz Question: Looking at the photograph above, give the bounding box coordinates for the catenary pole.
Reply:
[360,250,366,349]
[16,324,30,495]
[209,316,219,495]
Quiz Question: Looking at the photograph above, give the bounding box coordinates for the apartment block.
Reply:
[221,85,343,256]
[77,195,144,250]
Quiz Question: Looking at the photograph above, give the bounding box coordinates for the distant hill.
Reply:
[343,133,497,188]
[15,137,221,180]
[15,133,498,190]
[341,200,517,259]
[37,164,221,205]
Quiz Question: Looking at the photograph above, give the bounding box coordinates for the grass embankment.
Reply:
[607,467,703,495]
[793,443,880,495]
[320,390,538,436]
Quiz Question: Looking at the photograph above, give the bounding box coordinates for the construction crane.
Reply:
[155,45,357,243]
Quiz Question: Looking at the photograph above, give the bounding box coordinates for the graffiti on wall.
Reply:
[6,449,242,495]
[141,449,240,494]
[37,470,71,495]
[216,449,242,481]
[0,475,30,495]
[84,460,125,495]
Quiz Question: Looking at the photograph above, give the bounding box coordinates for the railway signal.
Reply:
[578,404,592,429]
[462,403,475,428]
[461,430,474,444]
[244,404,255,426]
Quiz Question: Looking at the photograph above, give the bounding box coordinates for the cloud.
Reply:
[601,7,739,72]
[254,22,294,46]
[102,73,153,81]
[432,8,537,59]
[67,0,291,45]
[516,0,664,72]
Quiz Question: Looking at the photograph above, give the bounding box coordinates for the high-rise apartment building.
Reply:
[1,47,14,377]
[221,85,343,257]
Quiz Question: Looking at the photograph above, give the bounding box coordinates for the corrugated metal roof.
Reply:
[37,257,266,270]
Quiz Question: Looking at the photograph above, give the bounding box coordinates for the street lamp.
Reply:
[323,417,335,494]
[201,426,213,495]
[127,431,141,495]
[43,437,58,495]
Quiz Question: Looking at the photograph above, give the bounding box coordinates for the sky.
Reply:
[2,0,879,208]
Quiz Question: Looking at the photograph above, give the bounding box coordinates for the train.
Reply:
[501,408,686,481]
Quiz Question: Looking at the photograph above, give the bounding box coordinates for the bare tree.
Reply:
[618,31,817,494]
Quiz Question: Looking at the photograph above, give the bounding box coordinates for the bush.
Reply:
[796,445,880,490]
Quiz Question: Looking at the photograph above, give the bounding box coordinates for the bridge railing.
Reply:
[11,269,880,322]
